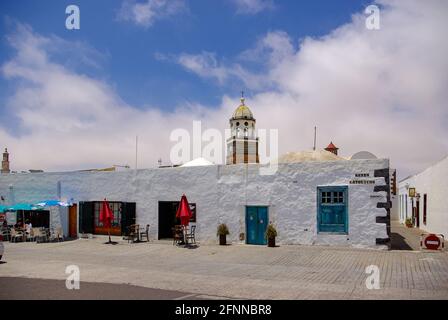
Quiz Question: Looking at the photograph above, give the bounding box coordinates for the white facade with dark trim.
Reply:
[0,158,391,248]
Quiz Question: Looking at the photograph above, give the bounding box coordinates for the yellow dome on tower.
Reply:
[231,97,254,120]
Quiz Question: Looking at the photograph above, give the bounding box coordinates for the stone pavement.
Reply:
[391,220,424,250]
[1,238,447,299]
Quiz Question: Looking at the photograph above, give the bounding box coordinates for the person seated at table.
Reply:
[25,220,32,234]
[2,219,7,229]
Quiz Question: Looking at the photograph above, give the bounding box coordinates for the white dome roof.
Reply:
[350,151,378,160]
[180,157,214,167]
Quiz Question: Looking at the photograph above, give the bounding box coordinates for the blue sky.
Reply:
[0,0,368,110]
[0,0,446,176]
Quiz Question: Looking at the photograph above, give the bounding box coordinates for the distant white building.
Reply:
[398,156,448,237]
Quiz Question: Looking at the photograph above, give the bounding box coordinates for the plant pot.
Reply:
[219,234,227,246]
[268,237,276,247]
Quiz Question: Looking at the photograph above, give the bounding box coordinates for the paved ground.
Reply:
[0,277,213,300]
[390,220,448,251]
[1,237,447,300]
[391,220,423,250]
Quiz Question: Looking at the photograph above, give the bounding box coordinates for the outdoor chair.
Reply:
[172,225,184,245]
[139,224,150,242]
[1,228,10,242]
[185,225,196,244]
[27,228,38,242]
[36,228,49,243]
[10,228,23,243]
[51,227,64,242]
[127,224,138,243]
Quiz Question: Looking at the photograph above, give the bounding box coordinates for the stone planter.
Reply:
[268,237,276,247]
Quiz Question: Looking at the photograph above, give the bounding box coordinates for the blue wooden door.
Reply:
[246,206,268,245]
[317,186,348,233]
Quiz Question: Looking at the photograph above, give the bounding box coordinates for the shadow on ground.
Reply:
[0,277,202,300]
[390,232,413,250]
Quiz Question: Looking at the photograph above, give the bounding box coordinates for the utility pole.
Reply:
[313,126,317,151]
[135,135,138,171]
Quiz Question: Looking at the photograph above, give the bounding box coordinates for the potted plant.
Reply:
[405,218,413,228]
[265,224,277,247]
[217,223,229,245]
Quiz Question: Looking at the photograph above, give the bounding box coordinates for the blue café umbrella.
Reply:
[35,200,69,207]
[8,203,38,211]
[6,203,39,225]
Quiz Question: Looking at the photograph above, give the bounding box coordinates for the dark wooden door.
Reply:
[69,204,78,238]
[416,200,420,228]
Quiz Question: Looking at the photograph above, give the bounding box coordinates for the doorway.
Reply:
[18,210,50,228]
[68,204,78,238]
[415,199,420,228]
[158,201,196,239]
[246,206,268,245]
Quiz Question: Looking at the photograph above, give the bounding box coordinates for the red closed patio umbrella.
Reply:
[176,194,193,226]
[99,198,115,244]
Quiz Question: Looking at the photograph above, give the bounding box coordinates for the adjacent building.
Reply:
[398,156,448,237]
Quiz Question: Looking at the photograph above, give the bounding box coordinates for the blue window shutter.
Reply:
[317,186,348,234]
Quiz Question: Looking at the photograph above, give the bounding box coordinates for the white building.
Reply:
[0,158,392,248]
[398,156,448,237]
[0,98,393,249]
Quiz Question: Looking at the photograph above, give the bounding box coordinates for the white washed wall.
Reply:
[0,159,389,248]
[398,156,448,236]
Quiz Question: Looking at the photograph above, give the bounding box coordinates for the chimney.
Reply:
[325,142,339,156]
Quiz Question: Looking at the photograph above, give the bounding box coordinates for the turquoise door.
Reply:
[317,186,348,234]
[246,206,268,245]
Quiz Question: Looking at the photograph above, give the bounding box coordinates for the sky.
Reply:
[0,0,447,179]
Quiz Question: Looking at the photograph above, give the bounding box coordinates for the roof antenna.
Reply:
[313,126,317,151]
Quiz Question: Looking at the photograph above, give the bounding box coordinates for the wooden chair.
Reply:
[127,224,138,243]
[185,225,196,244]
[172,225,184,245]
[139,224,150,242]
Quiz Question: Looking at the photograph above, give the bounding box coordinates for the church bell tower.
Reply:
[226,95,259,164]
[1,148,10,174]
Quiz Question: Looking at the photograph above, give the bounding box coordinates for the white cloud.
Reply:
[1,0,448,179]
[175,51,268,90]
[117,0,187,28]
[232,0,274,14]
